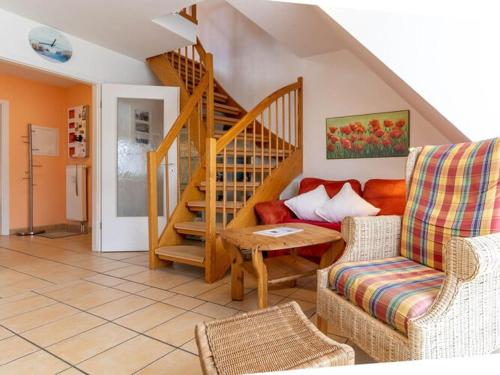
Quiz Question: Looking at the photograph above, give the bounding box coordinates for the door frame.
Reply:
[0,100,9,235]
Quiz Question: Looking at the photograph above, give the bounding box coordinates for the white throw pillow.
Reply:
[284,185,330,221]
[315,183,380,223]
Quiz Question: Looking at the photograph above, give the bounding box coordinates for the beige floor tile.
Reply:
[23,312,106,347]
[136,288,175,301]
[288,288,317,303]
[163,294,205,309]
[180,339,199,355]
[77,335,174,375]
[114,281,149,293]
[89,295,155,320]
[281,297,316,317]
[59,368,85,374]
[192,302,239,319]
[126,272,193,290]
[114,302,185,332]
[47,323,137,364]
[0,295,56,320]
[136,349,202,375]
[227,290,284,312]
[0,291,37,305]
[98,252,147,261]
[1,302,78,333]
[170,278,225,297]
[146,311,211,346]
[84,274,124,287]
[196,284,234,305]
[0,350,70,374]
[40,281,106,302]
[105,265,148,277]
[0,326,13,340]
[0,336,38,365]
[0,277,54,298]
[268,285,298,297]
[65,287,128,310]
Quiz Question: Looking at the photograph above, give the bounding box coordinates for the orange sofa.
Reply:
[254,178,406,261]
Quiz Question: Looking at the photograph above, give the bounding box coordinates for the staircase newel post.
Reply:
[147,151,160,269]
[206,53,215,138]
[205,137,217,282]
[297,77,303,149]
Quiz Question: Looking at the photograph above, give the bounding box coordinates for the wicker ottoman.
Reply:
[195,301,354,375]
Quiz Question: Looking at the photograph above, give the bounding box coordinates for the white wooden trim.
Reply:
[0,100,9,235]
[92,84,102,252]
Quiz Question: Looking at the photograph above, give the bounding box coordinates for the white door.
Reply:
[101,84,179,251]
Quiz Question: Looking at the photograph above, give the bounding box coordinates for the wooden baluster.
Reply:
[268,107,272,176]
[252,120,256,195]
[223,147,227,228]
[298,77,303,149]
[206,54,215,138]
[205,138,216,282]
[243,126,247,205]
[188,119,192,180]
[275,100,279,169]
[192,45,195,88]
[233,134,237,219]
[281,95,285,162]
[294,89,297,148]
[176,132,181,202]
[147,152,159,268]
[288,92,292,153]
[177,49,181,78]
[165,153,170,219]
[184,47,188,91]
[260,113,264,184]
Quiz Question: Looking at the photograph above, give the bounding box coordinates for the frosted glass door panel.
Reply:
[117,98,163,217]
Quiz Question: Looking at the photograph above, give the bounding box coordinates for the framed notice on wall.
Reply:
[68,105,89,158]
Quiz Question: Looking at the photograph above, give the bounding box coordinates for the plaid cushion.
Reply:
[329,256,444,334]
[401,139,500,270]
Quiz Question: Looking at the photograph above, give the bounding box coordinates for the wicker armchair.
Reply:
[317,144,500,362]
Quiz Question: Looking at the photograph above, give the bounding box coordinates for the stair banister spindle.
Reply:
[206,53,215,138]
[205,137,217,281]
[288,93,292,152]
[243,126,247,205]
[268,108,272,175]
[275,100,279,168]
[252,120,256,195]
[147,151,160,268]
[260,113,264,184]
[297,77,303,149]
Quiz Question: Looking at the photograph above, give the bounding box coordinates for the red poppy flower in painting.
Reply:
[394,143,406,152]
[340,126,352,135]
[341,139,352,150]
[390,129,403,139]
[375,129,385,138]
[396,119,406,128]
[383,120,394,128]
[382,138,391,147]
[354,143,364,152]
[349,135,358,143]
[330,135,339,143]
[366,135,375,144]
[327,143,335,152]
[329,127,337,134]
[369,119,380,129]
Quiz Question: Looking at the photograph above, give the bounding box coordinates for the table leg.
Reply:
[252,248,268,309]
[319,239,346,269]
[223,239,244,301]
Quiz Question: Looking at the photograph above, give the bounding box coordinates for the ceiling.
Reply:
[228,0,345,57]
[0,59,82,87]
[0,0,198,60]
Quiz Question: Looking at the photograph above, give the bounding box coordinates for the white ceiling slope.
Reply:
[227,0,344,57]
[0,0,198,60]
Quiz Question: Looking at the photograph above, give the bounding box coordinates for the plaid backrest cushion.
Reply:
[401,138,500,271]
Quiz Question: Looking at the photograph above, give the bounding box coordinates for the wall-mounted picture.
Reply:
[68,105,88,158]
[29,26,73,63]
[134,109,151,145]
[326,110,410,159]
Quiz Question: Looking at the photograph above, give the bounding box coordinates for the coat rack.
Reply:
[17,123,45,236]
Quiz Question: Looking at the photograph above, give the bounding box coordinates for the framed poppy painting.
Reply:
[326,110,410,159]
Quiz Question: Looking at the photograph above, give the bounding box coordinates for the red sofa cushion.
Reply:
[363,179,406,215]
[299,178,362,197]
[254,200,294,225]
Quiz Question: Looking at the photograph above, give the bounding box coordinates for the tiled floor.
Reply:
[0,234,374,374]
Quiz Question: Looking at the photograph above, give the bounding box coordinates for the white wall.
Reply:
[0,8,157,84]
[198,0,450,195]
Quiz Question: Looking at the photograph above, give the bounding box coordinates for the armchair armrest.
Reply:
[445,233,500,281]
[254,200,295,225]
[318,215,401,290]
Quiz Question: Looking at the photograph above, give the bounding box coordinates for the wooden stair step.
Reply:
[214,131,269,142]
[198,181,261,191]
[214,92,229,103]
[216,163,274,171]
[174,221,222,235]
[155,245,205,267]
[213,103,242,115]
[213,115,240,125]
[187,200,244,212]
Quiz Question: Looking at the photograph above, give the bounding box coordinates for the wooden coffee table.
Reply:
[220,223,343,309]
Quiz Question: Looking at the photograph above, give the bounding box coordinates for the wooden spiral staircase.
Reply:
[146,8,303,283]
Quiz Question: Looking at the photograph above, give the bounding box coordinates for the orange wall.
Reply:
[0,73,92,230]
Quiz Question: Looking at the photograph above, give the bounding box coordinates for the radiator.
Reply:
[66,165,87,222]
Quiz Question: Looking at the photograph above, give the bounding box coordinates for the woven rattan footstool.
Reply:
[195,301,354,375]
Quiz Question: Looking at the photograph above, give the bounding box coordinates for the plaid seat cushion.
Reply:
[329,256,444,334]
[401,139,500,271]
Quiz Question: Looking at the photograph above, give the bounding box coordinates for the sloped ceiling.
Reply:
[0,0,198,60]
[229,0,467,143]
